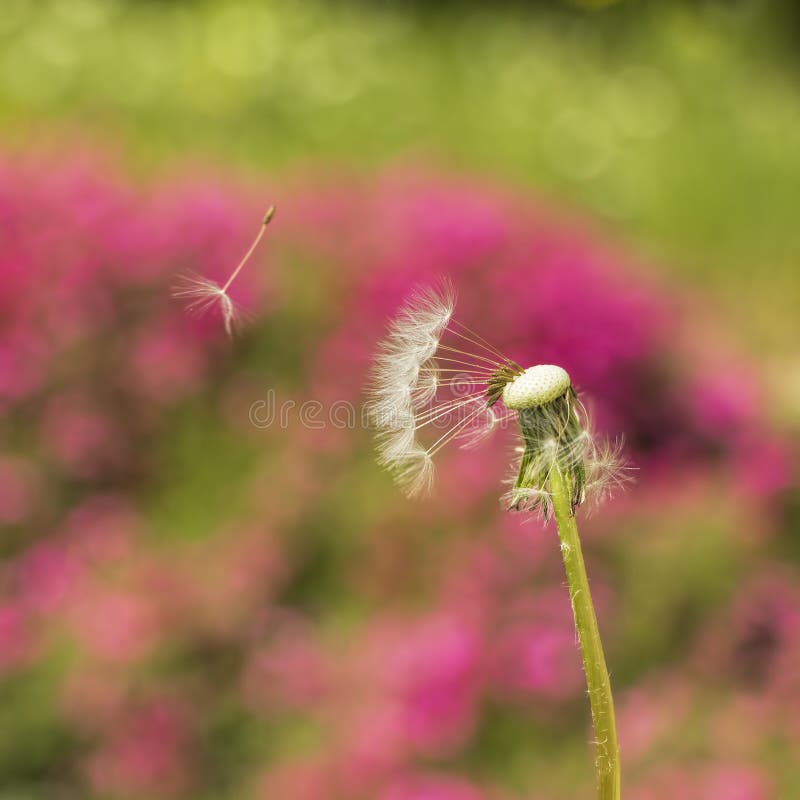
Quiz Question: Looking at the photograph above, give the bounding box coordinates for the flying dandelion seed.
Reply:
[172,206,276,337]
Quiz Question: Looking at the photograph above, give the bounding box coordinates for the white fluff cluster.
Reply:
[366,281,456,497]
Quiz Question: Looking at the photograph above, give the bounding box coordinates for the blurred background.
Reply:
[1,1,799,798]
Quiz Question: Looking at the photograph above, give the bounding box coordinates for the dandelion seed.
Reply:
[172,206,276,337]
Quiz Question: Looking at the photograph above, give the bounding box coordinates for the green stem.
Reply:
[549,466,620,800]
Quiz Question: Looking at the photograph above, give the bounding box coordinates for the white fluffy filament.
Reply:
[367,280,514,497]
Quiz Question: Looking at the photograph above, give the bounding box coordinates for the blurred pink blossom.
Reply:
[490,622,581,701]
[617,679,692,764]
[70,587,161,663]
[0,149,794,799]
[86,699,192,798]
[241,617,330,711]
[381,773,486,800]
[702,764,772,800]
[0,455,38,524]
[16,541,83,614]
[42,396,121,477]
[257,760,332,800]
[382,615,481,753]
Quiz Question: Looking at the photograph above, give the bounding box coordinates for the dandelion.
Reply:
[172,206,275,337]
[366,282,627,511]
[367,280,626,800]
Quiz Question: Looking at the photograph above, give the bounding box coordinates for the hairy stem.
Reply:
[549,466,620,800]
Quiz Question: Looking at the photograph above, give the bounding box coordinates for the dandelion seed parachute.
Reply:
[172,274,241,337]
[172,206,276,337]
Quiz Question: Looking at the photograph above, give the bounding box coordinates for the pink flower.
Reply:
[41,396,120,477]
[86,699,191,798]
[0,332,49,404]
[0,455,38,524]
[61,494,140,564]
[241,617,329,711]
[382,615,481,753]
[701,764,771,800]
[16,541,83,614]
[126,321,207,405]
[490,622,581,701]
[380,773,485,800]
[70,587,160,663]
[616,680,691,764]
[257,760,332,800]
